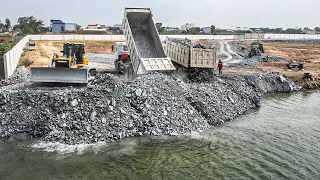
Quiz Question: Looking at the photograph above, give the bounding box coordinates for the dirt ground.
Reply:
[239,42,320,88]
[21,40,122,67]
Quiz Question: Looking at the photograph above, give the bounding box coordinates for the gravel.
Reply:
[0,66,30,86]
[0,69,299,145]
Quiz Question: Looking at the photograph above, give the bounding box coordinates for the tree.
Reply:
[190,27,201,35]
[0,20,3,32]
[155,23,162,30]
[4,18,11,32]
[155,23,164,33]
[315,27,320,32]
[14,16,46,35]
[210,25,216,34]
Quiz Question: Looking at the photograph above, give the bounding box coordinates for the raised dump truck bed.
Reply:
[165,38,217,69]
[122,8,175,75]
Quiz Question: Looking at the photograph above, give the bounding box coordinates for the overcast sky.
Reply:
[1,0,319,29]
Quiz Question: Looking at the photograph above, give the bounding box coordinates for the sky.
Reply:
[1,0,320,29]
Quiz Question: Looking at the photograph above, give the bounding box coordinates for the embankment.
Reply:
[0,68,298,145]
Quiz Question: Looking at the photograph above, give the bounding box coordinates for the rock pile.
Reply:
[0,72,298,145]
[0,66,29,86]
[170,38,214,49]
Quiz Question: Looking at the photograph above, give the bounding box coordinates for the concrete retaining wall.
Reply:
[264,34,320,39]
[2,36,29,79]
[27,35,245,41]
[2,33,320,80]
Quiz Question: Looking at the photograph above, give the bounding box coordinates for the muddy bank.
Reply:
[0,69,299,145]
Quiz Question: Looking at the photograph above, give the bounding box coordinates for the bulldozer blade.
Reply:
[30,67,89,83]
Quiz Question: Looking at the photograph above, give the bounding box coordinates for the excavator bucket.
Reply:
[30,67,89,84]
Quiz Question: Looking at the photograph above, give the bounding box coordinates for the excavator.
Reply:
[248,40,264,58]
[30,43,96,83]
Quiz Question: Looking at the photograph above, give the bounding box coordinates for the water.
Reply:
[1,91,320,180]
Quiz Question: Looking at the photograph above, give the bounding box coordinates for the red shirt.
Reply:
[218,61,223,68]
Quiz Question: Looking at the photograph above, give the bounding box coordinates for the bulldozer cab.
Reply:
[61,43,86,64]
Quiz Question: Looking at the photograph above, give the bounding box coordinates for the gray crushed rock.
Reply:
[0,71,298,145]
[0,66,30,86]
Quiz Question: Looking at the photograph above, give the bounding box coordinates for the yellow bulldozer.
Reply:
[30,43,96,84]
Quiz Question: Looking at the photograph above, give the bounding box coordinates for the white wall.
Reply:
[3,33,320,79]
[3,36,29,79]
[264,34,320,39]
[28,34,320,41]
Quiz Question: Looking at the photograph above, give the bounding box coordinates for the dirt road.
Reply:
[217,41,244,66]
[21,40,117,71]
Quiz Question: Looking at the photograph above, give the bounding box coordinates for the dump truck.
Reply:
[120,8,176,79]
[165,37,217,77]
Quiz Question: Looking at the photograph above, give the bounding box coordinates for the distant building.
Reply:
[253,28,264,33]
[87,24,108,29]
[164,27,179,32]
[50,20,77,33]
[114,24,123,30]
[202,27,211,34]
[65,23,77,31]
[302,29,316,34]
[50,20,64,33]
[236,27,253,32]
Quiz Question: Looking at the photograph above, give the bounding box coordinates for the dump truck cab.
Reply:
[114,42,130,73]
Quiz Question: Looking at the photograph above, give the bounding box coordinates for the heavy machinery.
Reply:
[28,42,36,51]
[30,43,96,83]
[248,40,264,58]
[120,8,176,79]
[165,38,217,77]
[119,8,217,81]
[113,42,130,74]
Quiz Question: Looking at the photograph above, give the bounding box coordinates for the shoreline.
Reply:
[0,68,300,145]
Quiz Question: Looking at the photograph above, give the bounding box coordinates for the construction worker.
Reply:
[111,44,114,52]
[218,59,223,74]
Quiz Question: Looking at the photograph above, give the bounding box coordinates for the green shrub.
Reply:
[0,41,16,52]
[18,58,33,67]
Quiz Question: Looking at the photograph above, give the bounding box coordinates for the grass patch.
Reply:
[0,41,17,52]
[264,43,320,50]
[304,64,320,71]
[18,58,33,67]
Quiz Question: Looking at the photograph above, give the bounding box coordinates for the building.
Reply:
[114,24,123,30]
[253,28,264,33]
[164,27,179,32]
[0,36,12,43]
[202,27,211,34]
[302,29,316,34]
[236,27,253,32]
[50,20,64,33]
[64,23,77,31]
[87,24,108,29]
[50,20,77,33]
